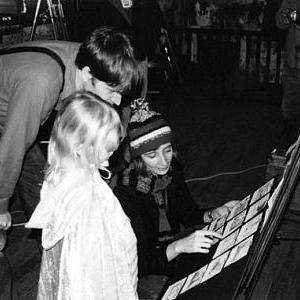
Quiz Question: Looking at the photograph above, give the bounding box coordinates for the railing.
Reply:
[172,27,284,86]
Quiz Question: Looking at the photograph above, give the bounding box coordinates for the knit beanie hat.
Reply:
[128,99,173,158]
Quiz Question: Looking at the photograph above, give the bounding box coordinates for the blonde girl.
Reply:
[26,91,138,300]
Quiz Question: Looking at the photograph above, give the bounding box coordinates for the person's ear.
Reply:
[81,66,93,83]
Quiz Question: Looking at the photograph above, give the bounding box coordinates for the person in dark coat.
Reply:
[0,27,140,233]
[73,0,165,99]
[114,100,238,277]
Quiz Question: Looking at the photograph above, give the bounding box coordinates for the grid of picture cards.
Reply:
[161,177,276,300]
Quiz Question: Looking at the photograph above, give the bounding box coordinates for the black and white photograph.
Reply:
[236,213,264,244]
[1,1,300,299]
[201,251,230,283]
[162,278,187,300]
[250,178,275,205]
[227,194,251,221]
[180,265,208,294]
[224,235,254,268]
[223,210,247,237]
[245,193,269,222]
[213,229,240,259]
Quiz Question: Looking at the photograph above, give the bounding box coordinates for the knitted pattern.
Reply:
[128,99,172,157]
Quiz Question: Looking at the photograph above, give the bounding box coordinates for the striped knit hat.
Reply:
[128,99,172,158]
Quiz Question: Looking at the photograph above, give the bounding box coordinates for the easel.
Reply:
[30,0,69,41]
[266,148,300,241]
[235,139,300,299]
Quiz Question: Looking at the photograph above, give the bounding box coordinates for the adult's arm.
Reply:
[166,229,221,262]
[0,64,62,219]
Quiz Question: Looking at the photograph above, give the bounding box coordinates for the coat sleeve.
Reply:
[114,184,171,277]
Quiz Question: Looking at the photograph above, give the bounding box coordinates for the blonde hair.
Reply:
[46,90,124,184]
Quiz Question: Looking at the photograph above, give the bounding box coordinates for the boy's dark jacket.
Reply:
[114,159,207,277]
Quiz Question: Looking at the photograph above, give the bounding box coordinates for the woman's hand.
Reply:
[167,230,222,261]
[223,200,240,209]
[204,200,240,222]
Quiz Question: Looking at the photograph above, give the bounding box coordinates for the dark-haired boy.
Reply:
[0,26,140,230]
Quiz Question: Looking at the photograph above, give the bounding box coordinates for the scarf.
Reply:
[121,164,173,238]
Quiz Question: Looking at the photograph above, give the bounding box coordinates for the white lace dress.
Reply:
[26,166,138,300]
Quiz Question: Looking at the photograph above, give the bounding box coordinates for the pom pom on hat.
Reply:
[128,99,173,158]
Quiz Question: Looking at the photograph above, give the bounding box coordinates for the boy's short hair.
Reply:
[75,26,141,95]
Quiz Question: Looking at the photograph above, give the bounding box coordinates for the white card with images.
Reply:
[162,278,187,300]
[250,178,275,204]
[213,229,239,259]
[201,251,230,283]
[227,195,251,221]
[245,193,269,222]
[236,213,263,244]
[209,215,226,232]
[224,235,254,268]
[215,225,225,235]
[223,210,246,237]
[180,265,208,294]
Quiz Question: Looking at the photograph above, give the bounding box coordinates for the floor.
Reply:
[1,69,300,299]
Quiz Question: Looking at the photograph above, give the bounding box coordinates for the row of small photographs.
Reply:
[223,193,269,237]
[213,212,263,259]
[199,193,267,248]
[162,235,255,300]
[204,177,274,240]
[250,177,275,205]
[162,211,265,299]
[161,178,275,300]
[206,192,268,248]
[226,177,275,223]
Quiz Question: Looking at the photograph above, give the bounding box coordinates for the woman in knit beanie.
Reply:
[114,99,238,277]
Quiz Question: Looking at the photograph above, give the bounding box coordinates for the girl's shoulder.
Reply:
[45,167,94,197]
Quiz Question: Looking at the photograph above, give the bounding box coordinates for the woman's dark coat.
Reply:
[114,160,207,277]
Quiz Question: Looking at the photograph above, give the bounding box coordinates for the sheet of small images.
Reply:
[161,277,187,300]
[161,178,275,299]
